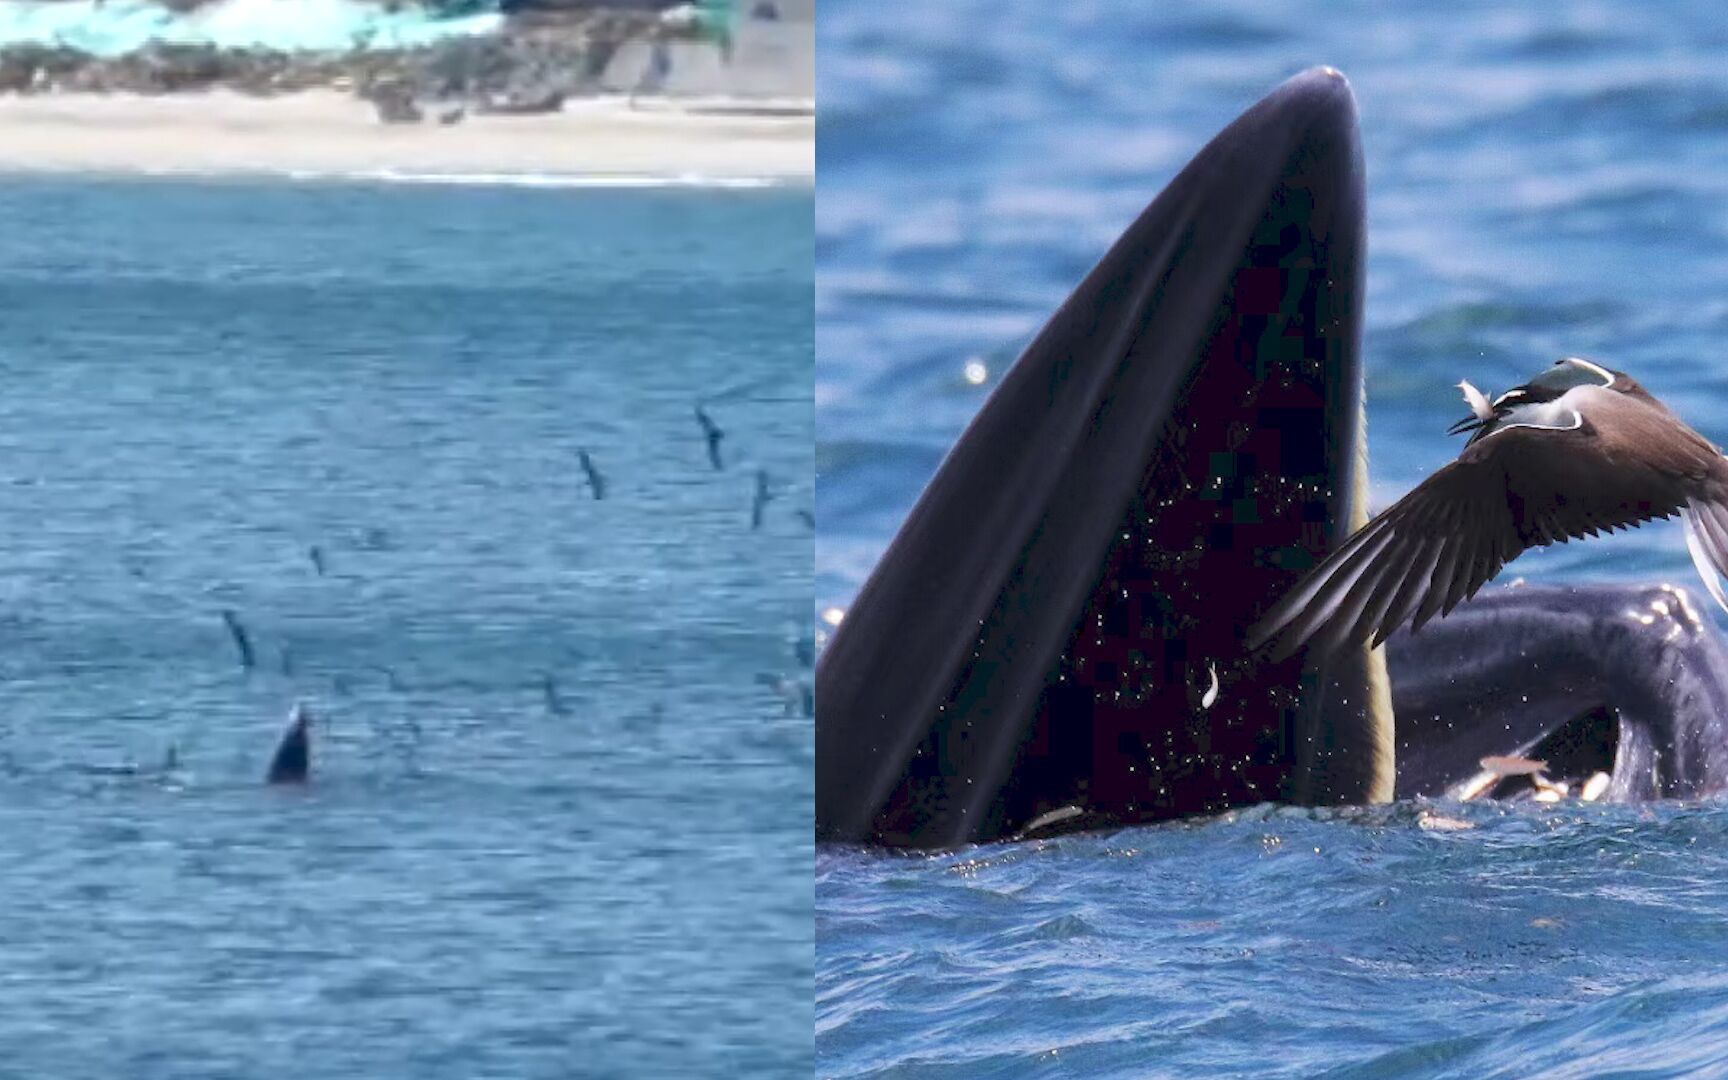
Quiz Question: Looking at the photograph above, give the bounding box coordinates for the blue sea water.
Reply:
[0,177,812,1077]
[818,2,1728,1076]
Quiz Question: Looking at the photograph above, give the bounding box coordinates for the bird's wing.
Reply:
[1603,386,1728,612]
[1681,467,1728,615]
[1247,395,1720,660]
[1245,452,1521,660]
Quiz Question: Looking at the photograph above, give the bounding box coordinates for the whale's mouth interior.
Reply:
[990,234,1360,835]
[1462,707,1621,802]
[822,77,1369,848]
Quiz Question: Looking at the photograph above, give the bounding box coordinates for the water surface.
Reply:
[1,176,812,1077]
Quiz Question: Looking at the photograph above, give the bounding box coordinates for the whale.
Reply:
[815,67,1728,849]
[817,67,1382,848]
[1387,581,1728,802]
[266,701,312,785]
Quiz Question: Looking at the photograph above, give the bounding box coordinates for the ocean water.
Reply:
[0,176,812,1077]
[817,2,1728,1076]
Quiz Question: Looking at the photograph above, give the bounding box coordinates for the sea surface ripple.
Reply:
[0,176,812,1078]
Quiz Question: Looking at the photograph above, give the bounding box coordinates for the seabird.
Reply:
[751,469,773,529]
[221,610,256,670]
[695,404,725,471]
[1248,357,1728,660]
[578,448,606,501]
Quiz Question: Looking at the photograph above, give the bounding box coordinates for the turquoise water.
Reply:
[0,177,812,1077]
[818,2,1728,1076]
[0,0,500,56]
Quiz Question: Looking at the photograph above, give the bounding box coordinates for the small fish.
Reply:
[1480,755,1547,777]
[1013,805,1085,841]
[1456,379,1493,425]
[308,545,326,576]
[1580,771,1611,802]
[1417,810,1474,832]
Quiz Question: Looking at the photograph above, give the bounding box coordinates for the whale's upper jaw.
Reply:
[815,68,1384,849]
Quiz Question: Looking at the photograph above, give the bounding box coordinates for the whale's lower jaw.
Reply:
[816,68,1390,849]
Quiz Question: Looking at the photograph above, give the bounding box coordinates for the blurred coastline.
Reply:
[0,0,812,179]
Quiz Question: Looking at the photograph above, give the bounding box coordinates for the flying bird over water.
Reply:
[695,404,725,471]
[221,609,255,670]
[751,469,773,529]
[577,448,606,500]
[1248,357,1728,660]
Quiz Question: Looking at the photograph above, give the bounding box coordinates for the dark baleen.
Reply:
[816,69,1390,848]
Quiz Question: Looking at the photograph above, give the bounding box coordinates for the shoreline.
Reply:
[0,89,814,181]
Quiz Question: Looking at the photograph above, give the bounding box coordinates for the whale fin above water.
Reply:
[816,68,1388,848]
[266,701,312,785]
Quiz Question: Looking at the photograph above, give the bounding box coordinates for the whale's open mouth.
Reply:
[1453,707,1619,803]
[817,68,1385,849]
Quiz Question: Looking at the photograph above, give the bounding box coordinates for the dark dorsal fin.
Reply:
[266,702,311,785]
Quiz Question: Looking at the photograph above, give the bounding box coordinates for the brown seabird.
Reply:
[1247,357,1728,659]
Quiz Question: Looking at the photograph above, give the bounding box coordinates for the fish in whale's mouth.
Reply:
[1452,707,1619,804]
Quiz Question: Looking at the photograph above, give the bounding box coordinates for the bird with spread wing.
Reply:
[1247,357,1728,660]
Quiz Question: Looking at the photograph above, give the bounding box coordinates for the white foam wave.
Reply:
[283,168,799,190]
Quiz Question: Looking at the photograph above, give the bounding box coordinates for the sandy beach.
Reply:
[0,89,813,180]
